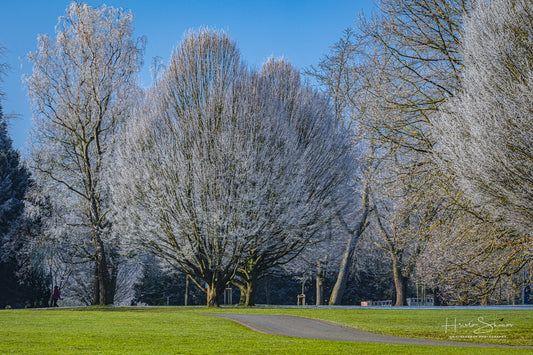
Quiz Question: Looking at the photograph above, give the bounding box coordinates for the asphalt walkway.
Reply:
[206,313,533,348]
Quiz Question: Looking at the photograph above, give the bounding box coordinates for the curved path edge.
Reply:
[204,313,532,348]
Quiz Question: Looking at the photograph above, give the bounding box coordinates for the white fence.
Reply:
[361,297,434,306]
[361,300,392,306]
[407,297,434,306]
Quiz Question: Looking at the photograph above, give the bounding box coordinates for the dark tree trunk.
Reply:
[329,186,371,305]
[94,236,110,305]
[244,279,257,307]
[88,176,111,306]
[184,274,190,306]
[206,283,223,307]
[238,253,261,307]
[392,258,407,306]
[329,240,352,305]
[316,262,324,305]
[241,268,259,307]
[264,275,271,305]
[107,258,118,305]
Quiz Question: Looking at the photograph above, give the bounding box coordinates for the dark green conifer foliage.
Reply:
[0,98,31,308]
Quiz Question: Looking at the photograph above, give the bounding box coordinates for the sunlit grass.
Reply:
[188,306,533,346]
[0,307,531,354]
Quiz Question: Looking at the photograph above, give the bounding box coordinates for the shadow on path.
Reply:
[205,313,532,348]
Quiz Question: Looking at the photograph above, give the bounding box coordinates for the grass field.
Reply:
[0,306,531,354]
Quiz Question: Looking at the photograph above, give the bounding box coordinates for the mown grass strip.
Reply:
[189,307,533,346]
[0,307,531,354]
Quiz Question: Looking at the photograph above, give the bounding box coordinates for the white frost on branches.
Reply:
[435,0,533,236]
[112,29,354,306]
[25,2,145,305]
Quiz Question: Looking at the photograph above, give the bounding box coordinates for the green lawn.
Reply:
[0,307,531,354]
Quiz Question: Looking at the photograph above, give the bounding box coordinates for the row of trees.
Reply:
[4,2,355,307]
[308,0,532,305]
[0,0,531,308]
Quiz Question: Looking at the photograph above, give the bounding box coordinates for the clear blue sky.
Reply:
[0,0,374,153]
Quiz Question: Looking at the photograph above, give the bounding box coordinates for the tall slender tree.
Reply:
[0,47,31,307]
[25,2,144,305]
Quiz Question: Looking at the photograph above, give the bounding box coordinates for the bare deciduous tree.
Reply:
[232,58,355,306]
[417,205,532,305]
[353,0,471,305]
[25,2,144,305]
[435,0,533,237]
[305,26,375,306]
[113,30,355,307]
[114,30,296,307]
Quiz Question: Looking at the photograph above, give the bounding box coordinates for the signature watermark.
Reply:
[442,317,513,339]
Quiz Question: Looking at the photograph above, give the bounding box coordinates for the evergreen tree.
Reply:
[0,100,31,308]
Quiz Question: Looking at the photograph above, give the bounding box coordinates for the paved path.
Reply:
[206,314,532,348]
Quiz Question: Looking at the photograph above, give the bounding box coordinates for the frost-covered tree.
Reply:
[25,2,144,305]
[359,0,532,305]
[304,0,476,306]
[305,30,376,306]
[305,28,362,124]
[359,0,467,153]
[435,0,533,237]
[231,58,355,306]
[416,209,532,305]
[311,0,531,305]
[114,29,290,307]
[367,157,440,306]
[113,30,354,307]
